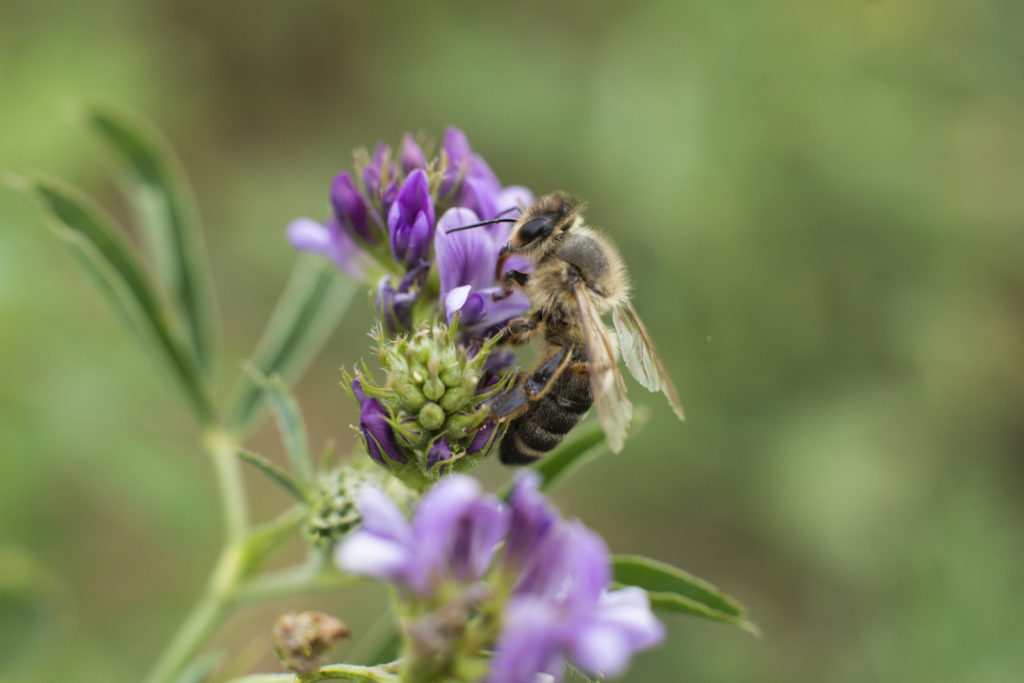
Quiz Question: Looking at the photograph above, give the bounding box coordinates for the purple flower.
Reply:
[489,515,664,682]
[287,217,372,279]
[352,379,406,465]
[336,472,664,681]
[388,170,436,267]
[336,475,508,596]
[434,207,530,332]
[331,171,380,244]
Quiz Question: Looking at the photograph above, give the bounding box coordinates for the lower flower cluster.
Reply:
[337,473,664,682]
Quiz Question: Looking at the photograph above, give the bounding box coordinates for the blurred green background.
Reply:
[3,1,1024,681]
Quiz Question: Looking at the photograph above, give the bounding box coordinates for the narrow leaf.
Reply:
[20,176,214,423]
[228,256,356,432]
[87,104,219,374]
[236,449,308,503]
[530,421,606,492]
[612,555,759,636]
[248,369,313,488]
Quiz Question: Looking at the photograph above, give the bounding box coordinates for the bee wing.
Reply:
[572,282,633,452]
[612,302,685,420]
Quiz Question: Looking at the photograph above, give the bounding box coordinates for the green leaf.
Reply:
[247,370,314,489]
[530,421,607,492]
[228,256,357,433]
[235,448,308,503]
[612,555,759,636]
[19,175,214,423]
[86,104,219,374]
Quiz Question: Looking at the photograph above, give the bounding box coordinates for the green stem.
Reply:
[205,428,248,540]
[307,663,401,681]
[223,664,400,683]
[144,544,243,683]
[144,429,252,683]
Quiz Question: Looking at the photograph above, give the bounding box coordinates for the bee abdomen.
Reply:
[500,371,592,465]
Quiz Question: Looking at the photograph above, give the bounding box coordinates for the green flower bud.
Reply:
[418,402,446,431]
[439,386,473,413]
[423,376,446,401]
[305,467,370,549]
[345,319,509,486]
[440,363,464,387]
[394,382,428,411]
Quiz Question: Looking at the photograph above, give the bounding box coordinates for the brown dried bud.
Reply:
[273,611,350,675]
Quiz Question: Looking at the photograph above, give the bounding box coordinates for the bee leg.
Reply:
[490,345,574,421]
[522,344,574,399]
[494,311,542,346]
[490,383,529,421]
[495,269,530,301]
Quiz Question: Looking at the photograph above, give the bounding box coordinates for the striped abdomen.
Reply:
[499,367,593,465]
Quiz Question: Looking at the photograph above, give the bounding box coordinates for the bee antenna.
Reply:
[445,217,517,233]
[493,205,521,218]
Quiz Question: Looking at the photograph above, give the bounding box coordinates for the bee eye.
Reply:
[519,213,557,244]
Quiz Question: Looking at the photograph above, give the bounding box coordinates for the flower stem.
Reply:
[221,663,400,683]
[205,428,248,540]
[143,544,243,683]
[144,429,252,683]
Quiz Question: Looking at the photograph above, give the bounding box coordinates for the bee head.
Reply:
[508,192,584,255]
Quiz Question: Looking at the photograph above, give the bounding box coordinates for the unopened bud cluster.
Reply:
[345,321,506,486]
[305,466,370,550]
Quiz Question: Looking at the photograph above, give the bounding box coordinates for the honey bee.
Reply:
[482,192,685,464]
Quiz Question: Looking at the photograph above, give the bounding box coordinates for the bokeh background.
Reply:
[3,1,1024,681]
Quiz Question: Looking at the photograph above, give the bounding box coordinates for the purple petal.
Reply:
[591,588,665,651]
[496,186,534,218]
[443,285,472,323]
[335,531,408,579]
[355,485,412,542]
[566,623,632,678]
[569,588,664,677]
[363,141,390,199]
[409,475,504,594]
[360,398,407,464]
[487,598,564,683]
[331,171,377,243]
[388,170,436,267]
[335,485,413,580]
[504,472,557,572]
[287,217,332,253]
[401,134,427,174]
[466,422,497,455]
[287,218,369,279]
[450,497,507,581]
[351,378,368,405]
[435,207,499,295]
[459,174,500,220]
[515,520,609,608]
[440,127,472,197]
[427,438,455,468]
